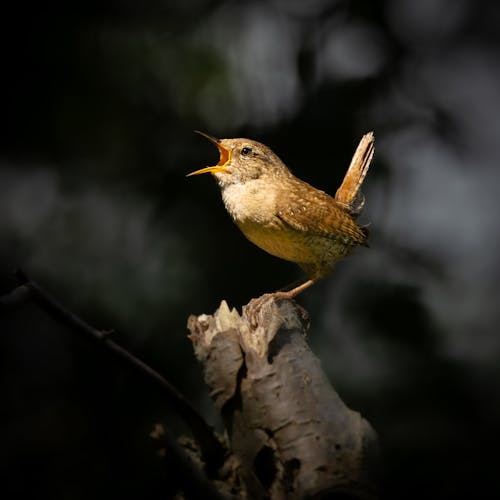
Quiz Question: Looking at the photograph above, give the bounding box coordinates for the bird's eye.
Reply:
[241,146,252,156]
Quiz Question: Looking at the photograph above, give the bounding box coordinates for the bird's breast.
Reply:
[220,181,315,263]
[221,180,302,260]
[221,180,278,225]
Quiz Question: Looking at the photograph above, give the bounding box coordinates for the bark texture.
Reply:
[187,297,379,499]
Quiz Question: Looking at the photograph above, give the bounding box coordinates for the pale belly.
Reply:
[236,219,353,268]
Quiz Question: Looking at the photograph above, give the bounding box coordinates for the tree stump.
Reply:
[187,297,379,499]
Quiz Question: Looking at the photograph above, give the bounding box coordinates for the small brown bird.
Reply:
[188,131,373,299]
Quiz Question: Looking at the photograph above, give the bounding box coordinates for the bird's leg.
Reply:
[272,278,316,299]
[245,278,316,326]
[273,278,315,321]
[277,276,307,293]
[245,278,315,328]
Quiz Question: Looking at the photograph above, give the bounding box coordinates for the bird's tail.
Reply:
[335,131,375,217]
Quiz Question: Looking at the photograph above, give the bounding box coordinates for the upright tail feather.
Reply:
[335,131,375,217]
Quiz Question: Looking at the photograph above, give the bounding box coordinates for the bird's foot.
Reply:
[244,291,309,329]
[244,293,277,328]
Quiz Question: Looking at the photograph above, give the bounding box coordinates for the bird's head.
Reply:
[187,131,288,188]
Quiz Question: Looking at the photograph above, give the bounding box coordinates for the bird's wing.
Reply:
[276,179,368,246]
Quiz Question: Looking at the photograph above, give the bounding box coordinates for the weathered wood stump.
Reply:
[188,297,379,499]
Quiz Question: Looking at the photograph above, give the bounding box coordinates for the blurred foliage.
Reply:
[1,0,500,498]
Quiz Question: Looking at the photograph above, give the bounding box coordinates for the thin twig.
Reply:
[0,283,31,308]
[0,269,226,473]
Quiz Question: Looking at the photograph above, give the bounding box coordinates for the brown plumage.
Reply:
[187,132,372,298]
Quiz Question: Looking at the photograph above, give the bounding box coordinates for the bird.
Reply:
[187,131,373,299]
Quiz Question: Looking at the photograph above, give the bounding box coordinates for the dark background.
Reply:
[1,1,500,498]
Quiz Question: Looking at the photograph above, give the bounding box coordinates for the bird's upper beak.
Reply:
[186,131,231,176]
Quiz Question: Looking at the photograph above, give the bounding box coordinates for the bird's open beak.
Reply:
[186,131,231,176]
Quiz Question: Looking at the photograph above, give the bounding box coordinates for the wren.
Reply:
[187,131,373,299]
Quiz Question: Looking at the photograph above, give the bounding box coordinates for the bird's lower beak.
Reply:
[187,131,231,177]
